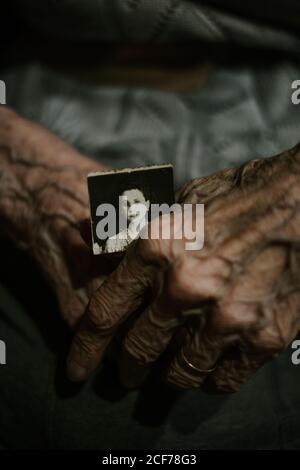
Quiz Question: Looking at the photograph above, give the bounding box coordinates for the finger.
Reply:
[163,245,281,391]
[164,317,227,389]
[119,254,231,388]
[67,243,156,381]
[209,282,300,393]
[119,280,184,388]
[206,346,270,393]
[149,238,282,390]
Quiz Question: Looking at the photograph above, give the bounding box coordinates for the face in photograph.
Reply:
[119,188,150,226]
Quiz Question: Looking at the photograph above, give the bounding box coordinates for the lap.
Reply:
[0,241,299,449]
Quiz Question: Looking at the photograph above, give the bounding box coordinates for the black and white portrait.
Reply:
[88,165,175,254]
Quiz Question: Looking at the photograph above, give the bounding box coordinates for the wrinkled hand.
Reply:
[0,107,114,327]
[67,143,300,392]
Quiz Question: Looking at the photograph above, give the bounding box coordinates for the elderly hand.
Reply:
[0,107,113,327]
[67,143,300,392]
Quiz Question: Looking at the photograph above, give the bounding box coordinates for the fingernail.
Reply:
[67,360,88,382]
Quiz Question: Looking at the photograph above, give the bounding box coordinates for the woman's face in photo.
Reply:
[120,189,149,223]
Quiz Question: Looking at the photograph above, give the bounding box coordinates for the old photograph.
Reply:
[88,164,175,254]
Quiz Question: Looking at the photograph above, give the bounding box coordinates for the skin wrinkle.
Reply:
[0,144,89,179]
[1,147,87,238]
[1,107,300,392]
[125,298,183,364]
[117,145,300,391]
[30,181,87,208]
[39,211,79,230]
[212,200,296,275]
[209,170,298,226]
[0,107,108,327]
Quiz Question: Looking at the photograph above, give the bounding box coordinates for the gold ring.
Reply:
[181,350,217,374]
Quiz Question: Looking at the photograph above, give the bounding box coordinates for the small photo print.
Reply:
[88,164,175,254]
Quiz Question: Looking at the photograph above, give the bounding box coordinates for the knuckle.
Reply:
[210,370,243,393]
[86,295,116,334]
[123,322,162,365]
[214,301,257,333]
[123,333,148,365]
[214,304,243,332]
[176,178,202,204]
[251,326,288,353]
[137,228,176,267]
[167,255,231,307]
[165,360,201,390]
[124,324,160,365]
[136,237,162,262]
[73,332,97,359]
[211,355,253,392]
[165,255,197,304]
